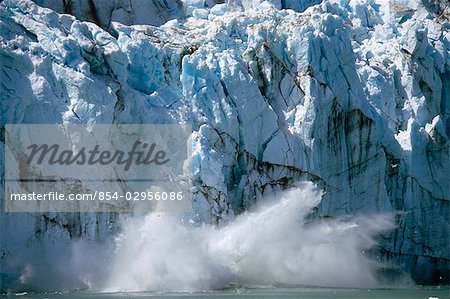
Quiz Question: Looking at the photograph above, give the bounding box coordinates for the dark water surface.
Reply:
[3,286,449,299]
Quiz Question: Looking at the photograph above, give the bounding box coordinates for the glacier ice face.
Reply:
[31,0,185,29]
[29,0,322,30]
[1,0,449,289]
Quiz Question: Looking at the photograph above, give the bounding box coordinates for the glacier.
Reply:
[0,0,449,291]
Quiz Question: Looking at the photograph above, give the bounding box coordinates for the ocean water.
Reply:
[3,287,449,299]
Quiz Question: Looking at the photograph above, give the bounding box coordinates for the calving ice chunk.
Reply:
[0,0,448,291]
[26,141,170,170]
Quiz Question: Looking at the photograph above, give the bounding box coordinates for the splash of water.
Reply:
[103,183,393,292]
[7,182,394,292]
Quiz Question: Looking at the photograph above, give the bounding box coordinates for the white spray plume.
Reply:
[7,182,394,292]
[103,182,394,292]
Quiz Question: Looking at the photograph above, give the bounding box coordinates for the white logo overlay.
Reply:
[5,124,192,212]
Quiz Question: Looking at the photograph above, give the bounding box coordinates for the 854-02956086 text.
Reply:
[8,191,186,201]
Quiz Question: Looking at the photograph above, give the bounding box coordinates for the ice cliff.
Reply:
[29,0,322,30]
[0,0,449,290]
